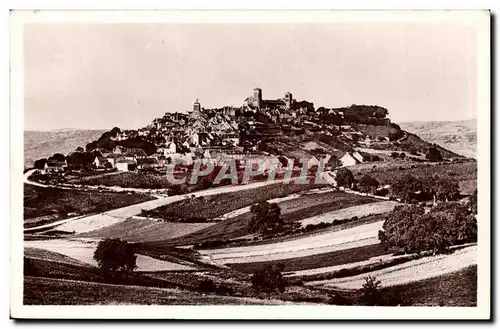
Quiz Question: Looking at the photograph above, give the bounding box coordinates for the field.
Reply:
[24,277,303,305]
[379,265,477,306]
[78,218,216,243]
[73,171,172,189]
[23,184,155,228]
[305,245,476,289]
[23,158,478,307]
[141,183,329,222]
[351,162,477,186]
[25,239,199,272]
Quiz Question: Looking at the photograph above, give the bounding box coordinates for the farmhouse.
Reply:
[93,156,111,169]
[137,157,160,170]
[104,153,123,167]
[122,148,148,160]
[116,159,137,172]
[44,160,67,173]
[339,152,360,167]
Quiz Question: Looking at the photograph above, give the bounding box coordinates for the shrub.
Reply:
[358,174,379,194]
[426,147,443,162]
[335,167,354,188]
[251,264,286,293]
[359,275,382,305]
[198,279,217,293]
[249,201,283,234]
[93,238,137,272]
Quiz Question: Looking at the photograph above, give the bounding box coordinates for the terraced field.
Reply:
[78,218,216,243]
[199,220,385,264]
[25,239,197,272]
[305,245,477,290]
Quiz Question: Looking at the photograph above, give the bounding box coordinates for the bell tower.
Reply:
[253,88,262,110]
[284,92,293,110]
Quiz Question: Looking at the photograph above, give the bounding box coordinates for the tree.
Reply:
[75,146,84,152]
[399,152,406,159]
[50,153,66,162]
[34,158,47,170]
[358,174,379,194]
[326,155,342,169]
[390,152,400,159]
[434,178,460,202]
[378,203,476,255]
[469,189,478,215]
[251,264,286,293]
[93,238,137,272]
[249,201,283,233]
[390,174,423,203]
[426,146,443,162]
[335,167,354,188]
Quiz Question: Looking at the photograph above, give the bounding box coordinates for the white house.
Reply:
[164,142,177,155]
[340,153,359,167]
[116,159,137,172]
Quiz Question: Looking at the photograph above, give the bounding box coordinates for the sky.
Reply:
[24,21,479,131]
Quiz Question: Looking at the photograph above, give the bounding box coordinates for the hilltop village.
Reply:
[34,87,462,175]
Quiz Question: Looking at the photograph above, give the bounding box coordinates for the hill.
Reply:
[24,129,106,167]
[399,119,477,159]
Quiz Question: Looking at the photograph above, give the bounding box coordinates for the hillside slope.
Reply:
[24,129,105,167]
[399,119,476,159]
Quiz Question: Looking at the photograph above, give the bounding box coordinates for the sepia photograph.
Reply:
[9,10,490,320]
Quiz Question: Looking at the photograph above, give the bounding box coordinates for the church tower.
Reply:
[284,92,293,110]
[193,98,201,112]
[253,88,262,110]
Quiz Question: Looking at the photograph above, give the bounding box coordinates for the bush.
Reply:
[358,275,382,306]
[93,238,137,272]
[358,174,379,194]
[251,264,286,293]
[426,147,443,162]
[335,167,354,188]
[198,279,217,293]
[249,201,283,234]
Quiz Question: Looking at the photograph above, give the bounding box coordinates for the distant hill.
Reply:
[24,129,106,167]
[399,119,477,159]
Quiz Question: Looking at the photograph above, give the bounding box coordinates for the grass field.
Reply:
[23,276,294,305]
[380,265,477,306]
[229,243,390,273]
[24,247,87,266]
[73,172,172,189]
[24,184,155,228]
[78,217,216,242]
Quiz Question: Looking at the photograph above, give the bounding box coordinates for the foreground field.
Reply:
[23,184,154,228]
[24,277,296,305]
[379,265,477,306]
